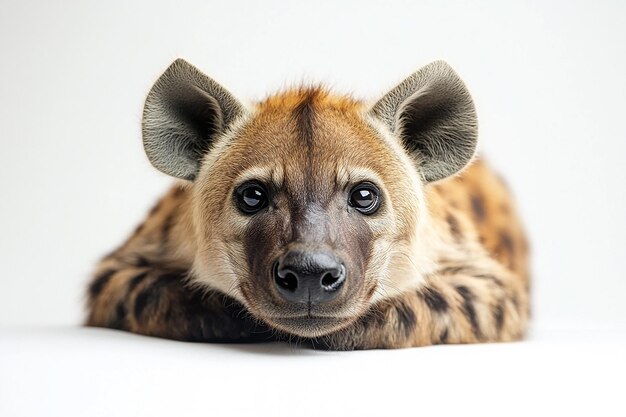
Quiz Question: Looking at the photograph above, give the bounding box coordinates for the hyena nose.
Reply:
[274,250,346,304]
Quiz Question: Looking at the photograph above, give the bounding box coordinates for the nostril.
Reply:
[274,262,298,292]
[321,265,345,291]
[276,272,298,292]
[321,272,338,288]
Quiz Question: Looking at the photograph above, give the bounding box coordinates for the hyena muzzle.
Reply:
[86,59,530,350]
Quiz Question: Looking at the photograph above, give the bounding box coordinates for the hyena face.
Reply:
[192,90,424,337]
[142,59,477,337]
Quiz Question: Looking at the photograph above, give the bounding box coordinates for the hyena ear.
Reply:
[369,61,478,182]
[142,59,246,180]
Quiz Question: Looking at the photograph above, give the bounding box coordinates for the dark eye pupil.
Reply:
[236,183,268,214]
[349,183,380,214]
[353,189,374,207]
[242,187,263,207]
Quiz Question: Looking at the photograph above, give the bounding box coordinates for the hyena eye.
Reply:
[235,182,268,214]
[349,182,381,215]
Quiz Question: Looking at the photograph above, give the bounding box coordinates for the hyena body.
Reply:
[86,60,529,350]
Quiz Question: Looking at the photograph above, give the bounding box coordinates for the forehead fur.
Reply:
[211,87,409,186]
[257,86,362,126]
[254,86,370,155]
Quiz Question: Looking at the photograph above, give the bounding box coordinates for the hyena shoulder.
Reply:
[429,159,529,279]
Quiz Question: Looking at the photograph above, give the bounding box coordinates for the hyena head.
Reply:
[142,59,477,337]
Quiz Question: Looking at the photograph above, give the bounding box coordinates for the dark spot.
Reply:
[132,256,151,268]
[499,230,515,258]
[456,285,481,339]
[128,270,150,292]
[470,194,487,222]
[162,214,174,235]
[419,286,449,313]
[160,214,175,248]
[474,273,504,287]
[292,90,318,147]
[133,287,153,321]
[89,269,116,299]
[110,301,127,330]
[148,200,162,216]
[494,303,505,332]
[511,293,520,311]
[438,265,470,276]
[446,213,462,242]
[394,300,417,337]
[133,272,181,321]
[439,328,449,344]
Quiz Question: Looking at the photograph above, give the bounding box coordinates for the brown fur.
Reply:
[86,88,529,349]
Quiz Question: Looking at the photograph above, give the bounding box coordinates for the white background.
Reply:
[1,0,625,330]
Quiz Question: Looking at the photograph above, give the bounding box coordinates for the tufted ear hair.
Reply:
[142,59,247,180]
[369,61,478,182]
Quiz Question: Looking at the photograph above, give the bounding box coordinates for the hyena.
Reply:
[86,59,530,350]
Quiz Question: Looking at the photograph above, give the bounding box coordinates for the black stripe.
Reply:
[439,328,449,344]
[394,300,417,337]
[148,200,162,216]
[132,256,151,268]
[511,294,520,311]
[439,265,471,275]
[494,303,505,332]
[133,272,181,321]
[419,286,449,313]
[128,270,150,292]
[499,230,515,267]
[110,301,127,330]
[474,273,504,287]
[470,194,487,222]
[89,269,116,299]
[446,213,462,242]
[456,285,481,338]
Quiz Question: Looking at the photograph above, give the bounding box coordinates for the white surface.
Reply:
[1,324,625,417]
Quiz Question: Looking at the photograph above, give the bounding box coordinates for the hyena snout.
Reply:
[273,249,346,305]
